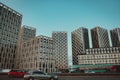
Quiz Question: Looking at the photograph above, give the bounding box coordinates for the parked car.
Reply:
[8,69,27,77]
[0,69,11,73]
[24,70,58,80]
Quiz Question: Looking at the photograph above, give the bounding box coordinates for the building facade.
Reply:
[15,25,36,69]
[71,27,89,65]
[0,2,22,69]
[78,47,120,65]
[52,31,68,71]
[19,25,36,41]
[110,28,120,47]
[20,35,56,73]
[73,27,120,69]
[91,27,110,48]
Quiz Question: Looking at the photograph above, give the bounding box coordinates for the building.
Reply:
[20,35,56,73]
[91,27,110,48]
[19,25,36,41]
[52,31,68,71]
[73,27,120,70]
[15,25,36,69]
[78,47,120,65]
[71,27,89,65]
[0,2,22,69]
[110,28,120,47]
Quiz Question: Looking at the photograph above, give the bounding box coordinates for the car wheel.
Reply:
[28,77,34,80]
[50,77,55,80]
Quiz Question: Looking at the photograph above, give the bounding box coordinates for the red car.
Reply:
[8,69,27,77]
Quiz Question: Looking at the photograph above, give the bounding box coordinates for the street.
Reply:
[0,75,23,80]
[1,74,120,80]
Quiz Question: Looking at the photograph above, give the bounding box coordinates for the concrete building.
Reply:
[91,27,110,48]
[15,25,36,69]
[73,27,120,69]
[20,35,56,73]
[19,25,36,41]
[110,28,120,47]
[71,27,89,65]
[78,47,120,65]
[0,2,22,69]
[52,31,68,71]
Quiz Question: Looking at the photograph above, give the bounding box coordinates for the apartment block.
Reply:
[52,32,68,71]
[0,2,22,69]
[20,35,56,73]
[78,47,120,65]
[91,27,110,48]
[15,25,36,69]
[71,27,89,65]
[110,28,120,47]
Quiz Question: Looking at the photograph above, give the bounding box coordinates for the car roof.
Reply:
[28,70,44,73]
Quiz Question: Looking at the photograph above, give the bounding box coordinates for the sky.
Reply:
[1,0,120,65]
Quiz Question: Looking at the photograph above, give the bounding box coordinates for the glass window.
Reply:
[33,71,45,75]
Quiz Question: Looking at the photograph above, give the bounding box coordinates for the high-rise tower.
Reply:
[91,27,110,48]
[71,27,89,65]
[15,25,36,69]
[20,35,56,73]
[0,3,22,69]
[110,28,120,47]
[52,31,68,71]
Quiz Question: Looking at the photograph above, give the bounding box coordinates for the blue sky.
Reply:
[1,0,120,65]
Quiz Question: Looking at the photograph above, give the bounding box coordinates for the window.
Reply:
[32,40,34,44]
[37,39,39,43]
[43,63,45,67]
[33,71,45,75]
[0,6,2,11]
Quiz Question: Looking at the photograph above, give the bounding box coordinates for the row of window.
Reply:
[86,51,120,54]
[23,47,53,52]
[79,59,120,64]
[1,26,19,32]
[23,35,35,40]
[78,54,120,59]
[23,39,53,47]
[86,47,120,52]
[23,28,36,35]
[0,62,14,69]
[40,39,53,44]
[20,62,55,69]
[0,6,22,19]
[0,39,17,45]
[1,16,21,26]
[0,26,20,36]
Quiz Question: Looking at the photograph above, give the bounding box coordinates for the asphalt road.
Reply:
[0,75,23,80]
[1,74,120,80]
[59,76,120,80]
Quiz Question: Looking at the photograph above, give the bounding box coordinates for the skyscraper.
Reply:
[0,2,22,69]
[110,28,120,47]
[52,32,68,71]
[91,27,110,48]
[71,27,89,65]
[20,35,56,73]
[15,25,36,69]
